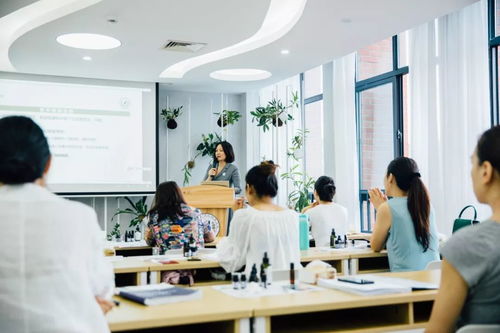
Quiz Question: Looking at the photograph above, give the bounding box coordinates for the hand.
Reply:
[208,168,217,177]
[95,296,114,314]
[232,197,245,211]
[301,201,319,213]
[368,188,387,210]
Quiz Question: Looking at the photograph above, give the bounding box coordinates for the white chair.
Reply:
[424,260,442,270]
[457,324,500,332]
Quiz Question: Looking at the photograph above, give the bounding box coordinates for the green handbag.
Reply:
[452,205,480,233]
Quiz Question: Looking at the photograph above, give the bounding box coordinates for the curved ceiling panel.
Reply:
[0,0,103,71]
[159,0,307,79]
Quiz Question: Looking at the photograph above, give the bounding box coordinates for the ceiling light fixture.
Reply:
[56,33,121,50]
[210,69,271,81]
[0,0,104,71]
[82,56,92,61]
[281,49,290,55]
[160,0,307,78]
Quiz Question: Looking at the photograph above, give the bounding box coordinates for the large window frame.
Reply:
[355,36,409,232]
[488,0,500,125]
[299,69,324,178]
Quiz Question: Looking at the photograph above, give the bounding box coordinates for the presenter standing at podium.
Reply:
[204,141,241,194]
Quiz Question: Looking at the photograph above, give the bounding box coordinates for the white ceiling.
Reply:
[5,0,477,93]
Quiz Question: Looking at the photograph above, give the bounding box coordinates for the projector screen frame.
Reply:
[0,72,160,197]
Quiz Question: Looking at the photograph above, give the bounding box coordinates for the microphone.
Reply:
[212,160,218,169]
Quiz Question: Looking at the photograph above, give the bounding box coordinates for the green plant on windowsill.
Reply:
[281,164,315,212]
[160,105,183,129]
[214,110,241,127]
[108,221,121,241]
[250,91,299,132]
[112,196,149,231]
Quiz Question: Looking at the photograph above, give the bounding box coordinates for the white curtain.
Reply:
[408,0,491,235]
[254,76,301,207]
[331,53,361,232]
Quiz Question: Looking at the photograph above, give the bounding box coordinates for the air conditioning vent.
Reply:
[162,40,206,53]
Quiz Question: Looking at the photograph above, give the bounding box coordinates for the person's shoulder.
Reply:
[228,163,239,171]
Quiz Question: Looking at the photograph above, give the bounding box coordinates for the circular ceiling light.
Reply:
[209,68,271,81]
[82,56,92,61]
[56,33,121,50]
[281,49,290,55]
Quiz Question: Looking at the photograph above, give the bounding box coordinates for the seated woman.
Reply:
[302,176,348,247]
[216,161,301,276]
[352,157,440,271]
[145,181,214,252]
[426,126,500,332]
[0,116,114,332]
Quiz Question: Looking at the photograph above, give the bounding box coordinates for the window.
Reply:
[489,0,500,125]
[355,36,409,232]
[301,66,324,180]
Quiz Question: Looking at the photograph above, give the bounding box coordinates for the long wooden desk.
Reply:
[107,286,253,333]
[112,248,389,286]
[107,270,439,333]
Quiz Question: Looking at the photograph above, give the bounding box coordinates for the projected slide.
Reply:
[0,78,156,194]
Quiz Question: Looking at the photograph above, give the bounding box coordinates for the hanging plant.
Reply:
[250,91,299,132]
[214,110,241,127]
[160,106,183,129]
[181,133,223,186]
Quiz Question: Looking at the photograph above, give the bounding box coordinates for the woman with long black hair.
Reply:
[352,157,440,271]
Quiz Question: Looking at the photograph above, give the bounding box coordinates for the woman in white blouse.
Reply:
[302,176,348,247]
[0,116,114,333]
[216,161,301,276]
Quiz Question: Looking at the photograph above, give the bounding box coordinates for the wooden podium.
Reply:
[181,185,235,237]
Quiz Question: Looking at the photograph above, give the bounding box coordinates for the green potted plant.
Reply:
[214,110,241,127]
[281,165,315,212]
[250,91,299,132]
[160,106,183,129]
[108,221,121,241]
[112,196,149,233]
[181,132,223,186]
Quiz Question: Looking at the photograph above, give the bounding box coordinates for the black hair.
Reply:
[477,125,500,173]
[387,157,431,252]
[214,141,235,164]
[0,116,50,184]
[314,176,336,202]
[245,160,278,198]
[148,181,187,222]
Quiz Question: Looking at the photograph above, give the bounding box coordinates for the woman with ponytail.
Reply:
[302,176,348,247]
[216,161,301,277]
[353,157,439,271]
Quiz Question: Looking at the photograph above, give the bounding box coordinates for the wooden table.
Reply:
[107,270,440,333]
[250,270,439,333]
[112,248,389,286]
[107,286,253,333]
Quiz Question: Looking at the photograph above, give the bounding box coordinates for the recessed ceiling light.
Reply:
[210,69,271,81]
[56,33,121,50]
[341,18,352,23]
[281,49,290,55]
[82,56,92,61]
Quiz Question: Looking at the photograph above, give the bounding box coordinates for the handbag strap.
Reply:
[458,205,477,220]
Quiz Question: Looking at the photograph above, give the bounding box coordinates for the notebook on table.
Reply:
[117,283,202,306]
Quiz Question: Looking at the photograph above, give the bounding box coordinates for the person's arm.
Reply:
[85,208,115,308]
[230,165,242,194]
[425,259,468,333]
[301,201,319,214]
[369,202,391,252]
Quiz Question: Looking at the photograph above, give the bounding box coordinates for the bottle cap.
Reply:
[232,274,239,282]
[263,252,270,265]
[241,274,247,281]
